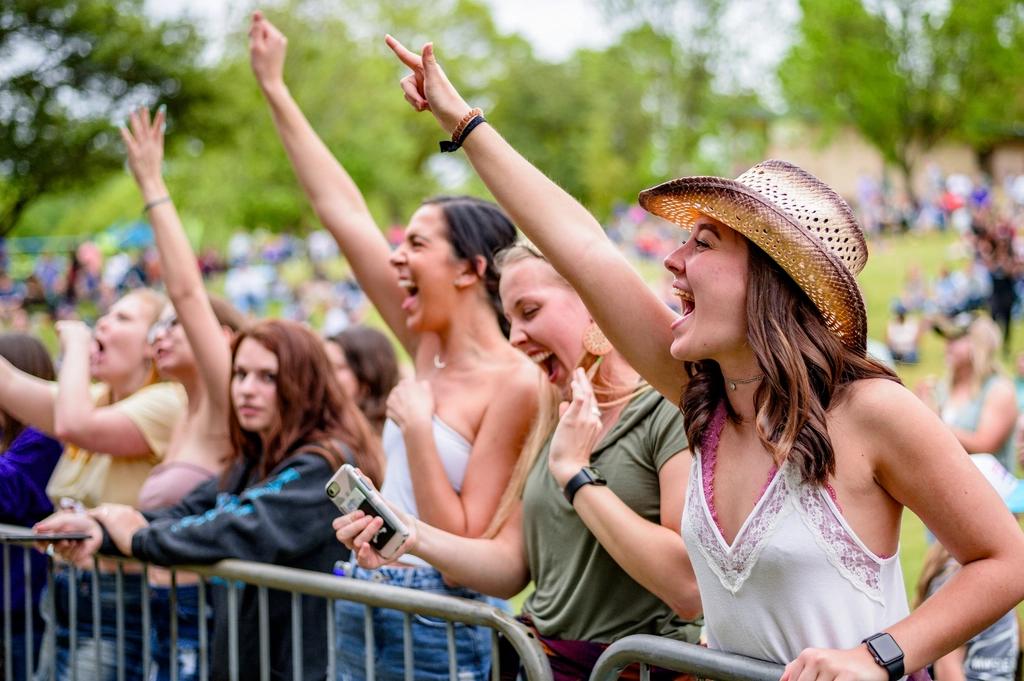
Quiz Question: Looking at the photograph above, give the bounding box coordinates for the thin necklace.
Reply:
[722,374,765,391]
[433,354,447,370]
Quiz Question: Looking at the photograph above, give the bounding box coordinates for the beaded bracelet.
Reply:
[440,108,486,153]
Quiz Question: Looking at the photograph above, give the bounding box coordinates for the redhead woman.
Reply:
[338,243,703,680]
[381,39,1024,681]
[249,13,538,681]
[39,320,385,681]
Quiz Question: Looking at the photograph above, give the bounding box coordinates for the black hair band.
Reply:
[439,115,487,153]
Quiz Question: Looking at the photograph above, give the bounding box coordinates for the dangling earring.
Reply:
[582,322,613,357]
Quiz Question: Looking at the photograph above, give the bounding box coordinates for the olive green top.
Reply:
[521,388,702,643]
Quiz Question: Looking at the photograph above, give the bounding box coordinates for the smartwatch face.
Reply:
[870,634,903,662]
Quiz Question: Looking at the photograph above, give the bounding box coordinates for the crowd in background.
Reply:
[3,13,1024,681]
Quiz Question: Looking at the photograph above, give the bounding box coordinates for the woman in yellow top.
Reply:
[0,289,184,508]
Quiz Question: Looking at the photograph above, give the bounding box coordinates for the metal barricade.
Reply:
[589,635,784,681]
[0,523,552,681]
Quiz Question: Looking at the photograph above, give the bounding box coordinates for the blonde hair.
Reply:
[482,244,649,537]
[913,542,957,609]
[968,315,1004,395]
[949,315,1005,397]
[121,288,168,390]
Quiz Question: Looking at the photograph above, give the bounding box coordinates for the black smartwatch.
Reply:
[563,466,607,505]
[863,633,904,681]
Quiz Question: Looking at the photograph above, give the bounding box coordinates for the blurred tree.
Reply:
[0,0,216,235]
[596,0,770,180]
[780,0,1024,202]
[163,0,528,240]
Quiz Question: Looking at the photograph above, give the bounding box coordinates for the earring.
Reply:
[582,322,613,356]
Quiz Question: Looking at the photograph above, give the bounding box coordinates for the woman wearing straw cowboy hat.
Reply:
[366,37,1024,681]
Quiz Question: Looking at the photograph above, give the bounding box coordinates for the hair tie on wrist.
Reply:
[440,108,486,153]
[143,196,171,215]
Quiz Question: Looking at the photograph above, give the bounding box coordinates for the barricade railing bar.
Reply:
[588,634,785,681]
[0,523,553,681]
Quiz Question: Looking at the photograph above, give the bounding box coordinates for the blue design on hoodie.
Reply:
[171,467,301,531]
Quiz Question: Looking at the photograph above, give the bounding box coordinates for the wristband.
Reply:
[440,109,486,153]
[143,196,171,214]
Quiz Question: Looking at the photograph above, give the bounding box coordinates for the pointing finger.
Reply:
[385,35,422,70]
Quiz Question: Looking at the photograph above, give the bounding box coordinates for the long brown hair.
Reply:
[328,326,399,435]
[681,241,900,486]
[227,320,385,487]
[0,334,55,451]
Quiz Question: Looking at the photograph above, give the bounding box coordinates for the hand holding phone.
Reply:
[326,465,409,559]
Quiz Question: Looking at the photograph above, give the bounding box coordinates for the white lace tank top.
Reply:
[680,403,911,666]
[379,416,472,567]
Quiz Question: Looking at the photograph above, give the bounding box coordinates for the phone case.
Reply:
[326,465,409,559]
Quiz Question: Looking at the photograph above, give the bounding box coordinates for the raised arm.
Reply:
[386,38,687,402]
[249,12,416,354]
[52,321,152,455]
[0,357,57,435]
[119,107,232,417]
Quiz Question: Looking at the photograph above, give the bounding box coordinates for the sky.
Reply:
[149,0,640,62]
[146,0,799,99]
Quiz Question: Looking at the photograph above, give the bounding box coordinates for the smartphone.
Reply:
[1,533,92,542]
[326,464,409,559]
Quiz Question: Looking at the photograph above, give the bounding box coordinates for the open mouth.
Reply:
[674,288,695,320]
[528,350,559,381]
[90,338,105,364]
[399,279,419,311]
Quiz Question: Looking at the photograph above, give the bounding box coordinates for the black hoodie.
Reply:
[102,449,347,681]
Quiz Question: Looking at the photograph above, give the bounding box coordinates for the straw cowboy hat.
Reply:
[639,159,868,353]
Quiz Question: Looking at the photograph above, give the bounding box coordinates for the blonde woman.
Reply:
[338,245,701,680]
[916,314,1018,472]
[0,288,185,681]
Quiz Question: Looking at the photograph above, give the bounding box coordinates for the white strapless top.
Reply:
[380,416,472,567]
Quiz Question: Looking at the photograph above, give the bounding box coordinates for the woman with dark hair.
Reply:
[382,40,1024,681]
[249,13,538,681]
[326,326,400,435]
[0,334,62,681]
[39,319,385,681]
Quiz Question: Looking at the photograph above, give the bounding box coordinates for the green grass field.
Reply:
[859,231,1024,603]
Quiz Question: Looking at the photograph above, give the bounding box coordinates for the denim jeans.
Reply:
[334,565,496,681]
[49,568,146,681]
[150,584,205,681]
[2,629,42,681]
